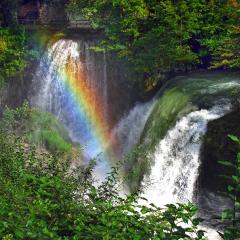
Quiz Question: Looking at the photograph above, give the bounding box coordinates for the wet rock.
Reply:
[199,109,240,192]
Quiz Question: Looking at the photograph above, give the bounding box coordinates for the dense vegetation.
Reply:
[0,1,62,87]
[68,0,240,84]
[0,27,35,86]
[218,135,240,239]
[0,104,239,239]
[1,102,81,158]
[1,0,239,86]
[0,104,207,240]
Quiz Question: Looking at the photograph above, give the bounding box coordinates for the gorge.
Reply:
[0,0,240,238]
[25,37,240,238]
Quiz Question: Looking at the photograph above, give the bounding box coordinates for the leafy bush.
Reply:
[1,102,79,156]
[218,135,240,239]
[41,130,72,153]
[0,106,206,239]
[0,27,37,86]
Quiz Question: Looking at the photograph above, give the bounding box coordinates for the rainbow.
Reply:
[58,55,117,159]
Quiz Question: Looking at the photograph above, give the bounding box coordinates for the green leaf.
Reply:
[218,160,235,168]
[228,135,240,144]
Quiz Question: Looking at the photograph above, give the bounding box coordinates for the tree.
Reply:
[67,0,240,85]
[0,23,38,87]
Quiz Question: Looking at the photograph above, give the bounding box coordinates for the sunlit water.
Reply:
[142,102,231,206]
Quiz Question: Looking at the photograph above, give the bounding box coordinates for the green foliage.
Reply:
[0,27,36,86]
[68,0,240,84]
[123,144,151,193]
[218,135,240,239]
[41,130,72,153]
[0,107,205,239]
[199,1,240,69]
[142,88,191,148]
[1,102,78,156]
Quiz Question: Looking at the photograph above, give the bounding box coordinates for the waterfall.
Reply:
[103,52,108,121]
[31,39,111,160]
[111,100,155,157]
[142,101,232,206]
[30,38,148,175]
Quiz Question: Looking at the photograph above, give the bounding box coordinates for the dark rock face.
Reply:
[103,54,140,125]
[199,109,240,192]
[18,0,39,20]
[39,3,68,25]
[18,0,68,25]
[0,63,38,113]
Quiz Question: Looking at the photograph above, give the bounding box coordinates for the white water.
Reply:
[31,39,110,160]
[142,102,231,207]
[111,100,155,157]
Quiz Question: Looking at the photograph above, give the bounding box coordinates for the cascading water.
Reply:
[111,100,155,157]
[137,72,240,238]
[31,39,113,162]
[140,73,240,207]
[30,38,147,178]
[142,102,231,206]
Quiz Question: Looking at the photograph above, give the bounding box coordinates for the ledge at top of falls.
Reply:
[17,0,93,31]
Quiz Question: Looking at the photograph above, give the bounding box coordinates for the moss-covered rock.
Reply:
[0,102,82,161]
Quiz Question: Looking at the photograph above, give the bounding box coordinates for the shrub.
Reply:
[0,27,36,86]
[1,102,77,156]
[218,135,240,239]
[0,108,205,239]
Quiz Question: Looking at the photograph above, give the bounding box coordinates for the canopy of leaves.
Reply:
[68,0,240,83]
